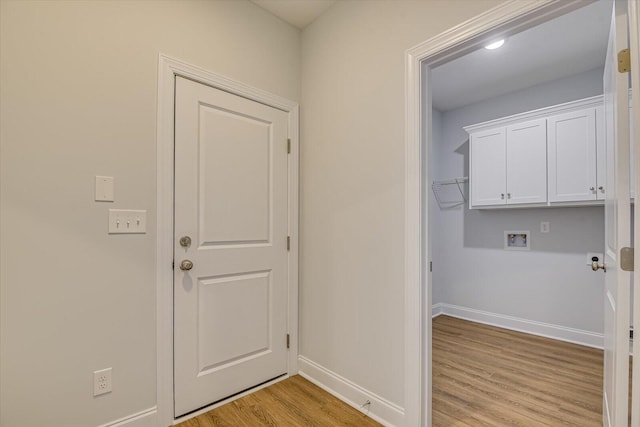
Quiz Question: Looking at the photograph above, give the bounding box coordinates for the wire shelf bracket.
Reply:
[431,177,468,208]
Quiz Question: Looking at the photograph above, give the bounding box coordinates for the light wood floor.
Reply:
[175,375,382,427]
[433,315,603,426]
[177,316,604,426]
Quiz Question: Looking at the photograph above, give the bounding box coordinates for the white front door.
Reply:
[173,76,290,417]
[602,1,632,426]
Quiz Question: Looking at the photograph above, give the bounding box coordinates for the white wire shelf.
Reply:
[432,177,468,208]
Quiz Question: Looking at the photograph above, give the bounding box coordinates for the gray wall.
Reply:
[300,0,504,409]
[0,1,300,426]
[431,67,606,333]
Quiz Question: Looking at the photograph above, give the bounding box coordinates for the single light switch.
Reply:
[109,209,146,234]
[95,176,114,202]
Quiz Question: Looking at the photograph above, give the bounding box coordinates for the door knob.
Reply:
[180,259,194,271]
[591,260,606,272]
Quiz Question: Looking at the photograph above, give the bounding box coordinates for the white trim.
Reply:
[435,303,603,349]
[298,356,404,427]
[156,54,300,425]
[172,375,289,425]
[96,407,157,427]
[630,0,640,426]
[463,95,603,133]
[404,1,594,425]
[431,303,443,318]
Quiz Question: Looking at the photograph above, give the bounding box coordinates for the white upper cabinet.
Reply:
[506,119,547,204]
[547,108,597,202]
[466,95,606,209]
[469,119,547,208]
[470,128,506,206]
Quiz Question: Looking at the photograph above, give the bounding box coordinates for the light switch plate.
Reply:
[109,209,146,234]
[95,176,114,202]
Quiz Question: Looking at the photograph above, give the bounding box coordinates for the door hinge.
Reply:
[287,138,291,154]
[172,261,174,270]
[618,48,631,73]
[620,247,634,271]
[287,236,290,251]
[286,333,290,349]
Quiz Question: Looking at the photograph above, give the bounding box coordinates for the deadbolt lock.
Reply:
[179,236,192,248]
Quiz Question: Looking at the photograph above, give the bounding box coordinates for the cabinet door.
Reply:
[596,106,606,200]
[470,127,506,207]
[547,108,596,202]
[506,118,547,204]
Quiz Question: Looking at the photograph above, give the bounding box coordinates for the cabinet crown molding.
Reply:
[464,95,603,134]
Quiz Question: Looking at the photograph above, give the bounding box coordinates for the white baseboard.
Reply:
[297,356,404,427]
[432,302,444,318]
[434,303,603,349]
[97,407,157,427]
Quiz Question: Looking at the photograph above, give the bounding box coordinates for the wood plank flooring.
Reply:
[433,315,604,426]
[175,375,382,427]
[177,316,605,426]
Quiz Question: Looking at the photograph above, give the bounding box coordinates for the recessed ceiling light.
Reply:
[485,39,505,50]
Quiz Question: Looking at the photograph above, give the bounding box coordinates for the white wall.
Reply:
[0,2,299,426]
[431,67,605,335]
[299,0,504,413]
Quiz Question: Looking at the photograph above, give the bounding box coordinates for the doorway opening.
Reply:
[404,0,638,425]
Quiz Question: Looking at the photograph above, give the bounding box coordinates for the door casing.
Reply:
[156,54,299,425]
[404,1,611,425]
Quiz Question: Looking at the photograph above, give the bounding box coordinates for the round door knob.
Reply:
[180,260,194,271]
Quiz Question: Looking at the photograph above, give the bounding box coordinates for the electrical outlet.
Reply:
[93,368,112,396]
[540,221,550,233]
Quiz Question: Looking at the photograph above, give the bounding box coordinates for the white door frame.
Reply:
[404,1,596,425]
[156,54,299,425]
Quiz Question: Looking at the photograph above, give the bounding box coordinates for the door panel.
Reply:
[603,1,631,426]
[174,76,289,417]
[197,272,271,372]
[199,105,271,244]
[470,128,506,206]
[548,109,597,202]
[506,118,547,205]
[629,0,640,425]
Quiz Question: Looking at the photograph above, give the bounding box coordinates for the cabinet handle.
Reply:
[507,193,511,199]
[590,186,595,191]
[501,193,505,199]
[599,186,605,193]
